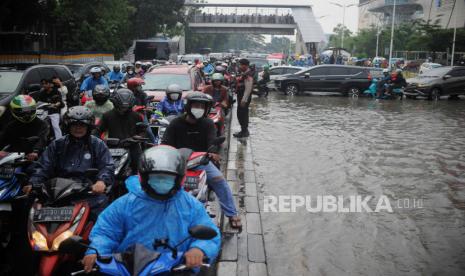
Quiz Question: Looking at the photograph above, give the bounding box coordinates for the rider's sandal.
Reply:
[228,216,243,232]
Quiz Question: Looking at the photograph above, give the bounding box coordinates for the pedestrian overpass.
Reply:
[183,2,326,55]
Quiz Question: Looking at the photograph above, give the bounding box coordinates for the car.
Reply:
[142,65,204,102]
[104,60,132,73]
[419,62,442,74]
[179,54,204,64]
[0,64,76,131]
[262,66,304,90]
[274,65,374,96]
[404,66,465,100]
[247,58,270,72]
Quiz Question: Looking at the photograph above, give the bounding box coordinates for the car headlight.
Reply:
[51,230,74,251]
[0,106,6,118]
[31,230,49,251]
[417,83,431,87]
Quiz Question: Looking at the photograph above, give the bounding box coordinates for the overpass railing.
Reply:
[189,13,295,25]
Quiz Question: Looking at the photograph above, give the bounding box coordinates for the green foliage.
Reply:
[264,37,295,54]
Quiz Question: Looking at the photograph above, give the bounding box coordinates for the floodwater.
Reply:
[249,93,465,276]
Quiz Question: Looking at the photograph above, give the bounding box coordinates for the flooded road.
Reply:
[249,93,465,276]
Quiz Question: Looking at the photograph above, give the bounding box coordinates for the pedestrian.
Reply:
[329,54,335,64]
[233,59,254,138]
[52,76,68,116]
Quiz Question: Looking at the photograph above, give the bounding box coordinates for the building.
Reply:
[359,0,465,29]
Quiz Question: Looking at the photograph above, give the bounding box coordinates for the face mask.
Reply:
[169,93,180,101]
[128,70,134,75]
[148,174,176,195]
[191,108,204,119]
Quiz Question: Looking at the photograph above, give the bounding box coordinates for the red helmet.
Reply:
[127,77,145,91]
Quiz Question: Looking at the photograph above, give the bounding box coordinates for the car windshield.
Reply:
[0,71,23,93]
[420,67,450,77]
[182,55,203,62]
[65,64,84,76]
[248,59,269,69]
[143,74,191,91]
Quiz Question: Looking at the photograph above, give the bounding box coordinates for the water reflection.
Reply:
[250,93,465,276]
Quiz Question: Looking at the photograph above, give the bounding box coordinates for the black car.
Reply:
[404,66,465,100]
[275,65,374,96]
[0,64,76,131]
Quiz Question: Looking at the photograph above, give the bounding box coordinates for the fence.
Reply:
[0,51,114,65]
[393,50,465,65]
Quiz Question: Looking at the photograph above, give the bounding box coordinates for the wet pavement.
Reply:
[249,93,465,276]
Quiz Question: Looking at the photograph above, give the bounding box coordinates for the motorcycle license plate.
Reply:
[109,148,127,157]
[0,203,12,211]
[33,207,74,222]
[185,176,199,190]
[0,167,14,179]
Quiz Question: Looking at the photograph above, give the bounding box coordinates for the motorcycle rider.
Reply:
[33,78,64,140]
[80,67,109,97]
[127,77,148,106]
[377,69,392,98]
[27,106,114,214]
[122,64,136,82]
[155,84,184,116]
[82,146,220,273]
[390,69,407,93]
[233,58,254,138]
[203,73,229,110]
[108,65,124,82]
[95,88,144,173]
[84,85,114,121]
[134,61,145,77]
[258,65,270,97]
[162,92,242,229]
[0,95,49,162]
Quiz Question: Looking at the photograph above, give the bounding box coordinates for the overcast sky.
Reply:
[202,0,360,34]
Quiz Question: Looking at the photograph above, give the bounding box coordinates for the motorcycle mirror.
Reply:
[106,138,120,147]
[58,236,87,254]
[188,225,217,240]
[85,168,99,178]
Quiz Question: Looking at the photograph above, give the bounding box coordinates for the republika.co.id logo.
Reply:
[263,195,424,213]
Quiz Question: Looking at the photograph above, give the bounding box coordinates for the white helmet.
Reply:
[383,69,389,74]
[90,67,102,74]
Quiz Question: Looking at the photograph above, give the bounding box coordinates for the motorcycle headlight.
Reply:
[31,230,49,251]
[51,230,74,251]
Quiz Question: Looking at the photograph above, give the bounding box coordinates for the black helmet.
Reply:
[112,88,135,113]
[139,145,187,200]
[64,106,95,131]
[92,84,110,105]
[113,65,121,72]
[184,92,212,119]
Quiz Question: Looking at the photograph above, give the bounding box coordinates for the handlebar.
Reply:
[172,263,210,272]
[71,268,98,276]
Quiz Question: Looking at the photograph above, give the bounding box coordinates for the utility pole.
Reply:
[388,0,397,67]
[451,6,457,66]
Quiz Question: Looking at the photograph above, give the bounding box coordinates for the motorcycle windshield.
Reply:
[113,244,161,275]
[45,178,87,204]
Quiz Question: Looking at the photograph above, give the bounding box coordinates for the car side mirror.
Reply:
[304,73,310,78]
[188,225,217,240]
[443,75,452,80]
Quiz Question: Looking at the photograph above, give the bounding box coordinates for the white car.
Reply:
[263,66,304,90]
[419,62,442,74]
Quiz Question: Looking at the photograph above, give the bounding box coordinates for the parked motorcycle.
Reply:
[27,169,101,276]
[57,225,217,275]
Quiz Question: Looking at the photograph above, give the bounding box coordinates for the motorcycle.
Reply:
[57,225,217,276]
[182,136,225,219]
[208,103,225,137]
[363,79,404,100]
[105,135,152,199]
[27,169,101,276]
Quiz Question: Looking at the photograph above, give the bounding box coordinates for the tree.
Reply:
[264,36,294,54]
[328,24,353,49]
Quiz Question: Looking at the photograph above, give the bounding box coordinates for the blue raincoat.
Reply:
[80,76,109,96]
[156,96,184,116]
[87,175,221,262]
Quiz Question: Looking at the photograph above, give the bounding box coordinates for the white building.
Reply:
[359,0,465,29]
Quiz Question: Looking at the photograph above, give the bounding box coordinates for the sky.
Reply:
[201,0,360,34]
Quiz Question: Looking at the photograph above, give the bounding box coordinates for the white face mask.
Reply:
[191,108,204,119]
[169,93,180,101]
[128,70,134,75]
